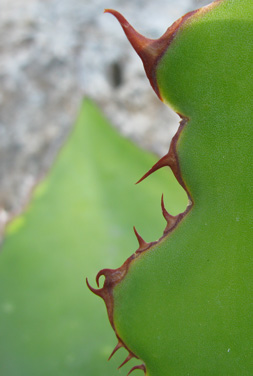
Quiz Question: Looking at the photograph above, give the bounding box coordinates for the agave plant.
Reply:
[88,0,253,374]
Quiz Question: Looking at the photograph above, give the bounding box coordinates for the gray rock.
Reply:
[0,0,210,235]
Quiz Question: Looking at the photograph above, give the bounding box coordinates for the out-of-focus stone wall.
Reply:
[0,0,210,235]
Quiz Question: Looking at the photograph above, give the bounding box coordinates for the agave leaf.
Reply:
[92,1,253,375]
[0,99,186,376]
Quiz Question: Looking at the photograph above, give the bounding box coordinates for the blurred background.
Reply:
[0,0,210,237]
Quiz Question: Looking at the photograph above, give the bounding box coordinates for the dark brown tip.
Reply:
[127,364,147,375]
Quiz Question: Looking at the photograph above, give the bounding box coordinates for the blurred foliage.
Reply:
[0,99,187,376]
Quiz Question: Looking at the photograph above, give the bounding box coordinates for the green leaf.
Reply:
[97,1,253,375]
[0,99,186,376]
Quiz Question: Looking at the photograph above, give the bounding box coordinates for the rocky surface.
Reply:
[0,0,210,235]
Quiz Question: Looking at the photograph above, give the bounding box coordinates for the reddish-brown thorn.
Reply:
[96,269,107,288]
[104,9,153,53]
[133,226,149,251]
[161,194,178,232]
[103,8,162,98]
[104,7,206,101]
[136,152,174,184]
[118,353,134,369]
[127,364,146,376]
[108,341,123,361]
[161,194,172,221]
[86,278,105,299]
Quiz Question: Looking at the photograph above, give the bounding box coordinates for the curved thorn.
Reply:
[133,226,148,251]
[86,278,105,299]
[104,8,162,98]
[104,9,153,54]
[104,8,200,102]
[96,268,116,287]
[108,341,123,361]
[161,194,171,221]
[161,194,178,232]
[127,364,146,376]
[118,353,134,369]
[96,269,106,288]
[136,153,174,184]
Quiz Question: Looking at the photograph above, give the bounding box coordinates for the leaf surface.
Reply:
[0,100,186,376]
[95,1,253,375]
